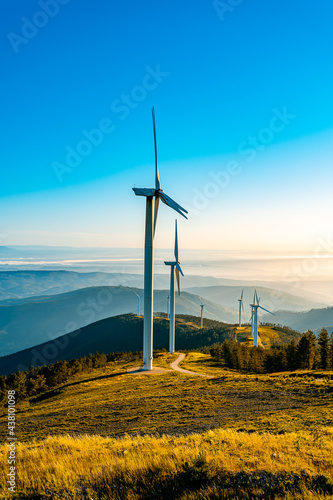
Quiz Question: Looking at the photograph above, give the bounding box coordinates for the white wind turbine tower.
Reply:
[166,295,170,319]
[164,220,184,354]
[250,288,275,347]
[133,108,188,370]
[238,289,244,328]
[249,290,257,339]
[132,290,140,316]
[200,300,205,329]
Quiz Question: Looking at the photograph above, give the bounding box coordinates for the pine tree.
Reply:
[286,339,298,371]
[330,332,333,369]
[318,328,330,369]
[296,331,317,369]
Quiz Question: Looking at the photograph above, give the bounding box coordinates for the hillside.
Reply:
[0,286,237,357]
[185,284,323,312]
[0,314,236,375]
[263,306,333,332]
[1,353,333,499]
[0,270,239,301]
[1,271,327,308]
[235,324,301,347]
[0,270,137,301]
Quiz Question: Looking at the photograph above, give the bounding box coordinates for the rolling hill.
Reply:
[0,314,236,375]
[262,306,333,332]
[1,271,327,308]
[184,285,323,312]
[0,286,237,357]
[0,270,244,301]
[0,270,144,301]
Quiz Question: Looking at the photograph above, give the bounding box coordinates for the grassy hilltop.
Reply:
[1,349,333,499]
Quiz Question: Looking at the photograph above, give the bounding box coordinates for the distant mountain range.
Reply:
[263,307,333,333]
[0,314,236,376]
[1,271,328,308]
[0,286,237,357]
[0,246,18,255]
[184,285,321,313]
[0,270,247,301]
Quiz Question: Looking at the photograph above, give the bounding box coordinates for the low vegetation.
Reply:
[1,323,333,499]
[2,428,333,499]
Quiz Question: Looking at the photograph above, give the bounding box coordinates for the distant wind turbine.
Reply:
[200,300,205,329]
[238,289,244,327]
[133,108,188,370]
[164,220,184,354]
[250,288,275,347]
[249,290,257,339]
[132,290,140,316]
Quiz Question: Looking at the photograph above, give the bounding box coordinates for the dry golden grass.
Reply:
[2,353,333,498]
[1,427,333,499]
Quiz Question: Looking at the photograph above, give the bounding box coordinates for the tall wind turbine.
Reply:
[164,220,184,353]
[166,295,170,319]
[133,108,188,370]
[250,288,275,347]
[133,290,140,316]
[200,301,205,329]
[238,289,244,328]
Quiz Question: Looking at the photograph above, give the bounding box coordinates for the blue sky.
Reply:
[1,0,333,251]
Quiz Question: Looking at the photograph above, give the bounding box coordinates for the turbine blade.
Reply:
[255,288,259,304]
[174,220,178,261]
[153,195,160,236]
[175,267,180,295]
[241,301,244,312]
[152,107,161,191]
[176,262,184,276]
[241,289,243,300]
[259,305,275,315]
[159,192,188,219]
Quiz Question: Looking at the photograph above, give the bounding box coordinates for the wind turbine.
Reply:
[132,290,140,316]
[250,288,275,347]
[164,220,184,354]
[166,295,170,319]
[133,108,188,370]
[200,300,205,329]
[249,290,257,340]
[238,289,244,328]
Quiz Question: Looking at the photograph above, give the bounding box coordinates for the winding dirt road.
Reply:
[170,353,212,378]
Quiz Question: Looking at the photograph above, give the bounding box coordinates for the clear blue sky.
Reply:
[1,0,333,251]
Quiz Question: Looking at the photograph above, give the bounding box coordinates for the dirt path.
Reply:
[170,353,212,378]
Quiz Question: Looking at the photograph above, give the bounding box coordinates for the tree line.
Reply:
[0,351,124,404]
[210,329,333,374]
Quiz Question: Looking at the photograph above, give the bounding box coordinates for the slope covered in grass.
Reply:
[1,429,333,499]
[1,353,333,443]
